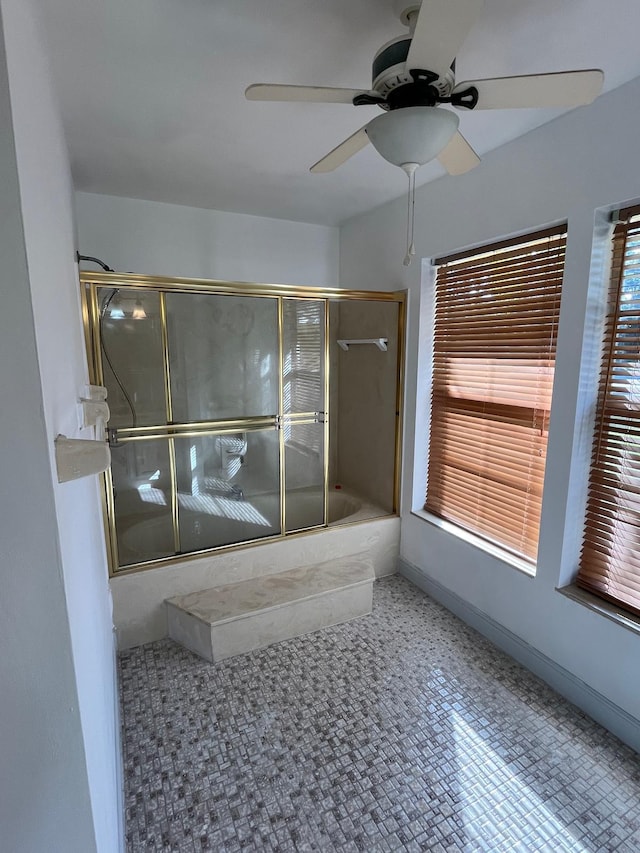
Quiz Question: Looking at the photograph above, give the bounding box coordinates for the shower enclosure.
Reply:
[81,272,405,573]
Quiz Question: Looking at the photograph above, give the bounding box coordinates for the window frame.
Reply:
[423,225,568,565]
[577,204,640,617]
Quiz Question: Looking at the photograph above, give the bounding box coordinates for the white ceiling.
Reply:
[37,0,640,226]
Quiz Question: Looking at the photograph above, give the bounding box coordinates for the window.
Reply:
[282,298,325,456]
[425,226,567,563]
[577,205,640,616]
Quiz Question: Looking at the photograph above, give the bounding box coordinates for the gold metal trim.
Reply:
[159,292,180,554]
[80,272,407,577]
[280,411,323,421]
[103,464,120,571]
[90,285,105,388]
[159,292,173,423]
[114,415,277,438]
[80,270,406,303]
[280,297,328,537]
[88,285,121,573]
[279,418,320,427]
[323,298,330,528]
[284,522,326,536]
[167,438,180,554]
[112,513,400,576]
[394,291,407,514]
[117,531,284,573]
[278,297,286,535]
[86,285,118,576]
[116,415,277,435]
[114,423,279,443]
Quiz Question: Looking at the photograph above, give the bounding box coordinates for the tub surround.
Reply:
[117,488,386,568]
[335,300,399,514]
[327,490,388,525]
[86,267,405,650]
[111,515,400,649]
[166,554,374,661]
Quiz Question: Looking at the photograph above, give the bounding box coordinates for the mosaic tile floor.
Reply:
[120,575,640,852]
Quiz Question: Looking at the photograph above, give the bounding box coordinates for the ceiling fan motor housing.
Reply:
[371,35,454,108]
[392,1,422,27]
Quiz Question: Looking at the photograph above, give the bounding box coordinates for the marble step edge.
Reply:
[167,579,374,632]
[166,557,374,628]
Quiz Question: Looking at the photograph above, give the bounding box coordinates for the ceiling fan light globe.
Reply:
[365,106,459,168]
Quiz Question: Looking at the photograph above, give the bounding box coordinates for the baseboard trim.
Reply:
[398,558,640,754]
[113,629,126,853]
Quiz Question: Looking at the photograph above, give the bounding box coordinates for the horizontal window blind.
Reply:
[282,299,325,455]
[577,205,640,615]
[426,226,566,561]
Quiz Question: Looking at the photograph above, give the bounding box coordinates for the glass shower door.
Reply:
[92,282,332,570]
[173,429,281,552]
[281,298,327,532]
[98,287,175,566]
[165,292,282,552]
[97,287,168,429]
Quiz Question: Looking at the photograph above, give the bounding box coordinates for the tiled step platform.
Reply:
[166,554,374,662]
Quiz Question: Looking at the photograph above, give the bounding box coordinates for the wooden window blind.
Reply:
[577,205,640,615]
[425,225,567,562]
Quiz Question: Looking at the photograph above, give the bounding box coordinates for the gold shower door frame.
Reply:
[80,271,406,576]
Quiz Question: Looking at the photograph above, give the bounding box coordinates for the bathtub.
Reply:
[119,487,385,565]
[327,489,386,525]
[287,488,364,529]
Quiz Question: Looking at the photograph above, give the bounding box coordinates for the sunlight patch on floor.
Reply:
[452,710,587,852]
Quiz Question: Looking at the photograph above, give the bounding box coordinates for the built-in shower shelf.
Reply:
[337,338,388,352]
[166,554,374,662]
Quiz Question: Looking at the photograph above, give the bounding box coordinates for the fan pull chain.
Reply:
[402,163,418,267]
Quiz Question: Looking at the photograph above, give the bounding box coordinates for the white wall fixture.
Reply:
[78,384,110,440]
[337,338,388,351]
[56,384,111,482]
[55,435,111,483]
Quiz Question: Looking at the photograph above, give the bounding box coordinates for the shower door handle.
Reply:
[107,415,279,444]
[277,412,325,429]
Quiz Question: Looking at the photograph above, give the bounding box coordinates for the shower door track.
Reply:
[80,271,406,576]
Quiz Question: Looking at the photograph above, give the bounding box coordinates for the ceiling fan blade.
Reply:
[310,126,370,173]
[245,84,368,104]
[405,0,484,79]
[454,69,604,110]
[437,131,480,175]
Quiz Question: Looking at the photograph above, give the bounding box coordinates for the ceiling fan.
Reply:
[245,0,604,178]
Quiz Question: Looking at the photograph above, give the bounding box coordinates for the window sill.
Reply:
[556,584,640,636]
[410,509,536,578]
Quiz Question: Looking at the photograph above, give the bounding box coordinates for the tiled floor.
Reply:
[120,576,640,852]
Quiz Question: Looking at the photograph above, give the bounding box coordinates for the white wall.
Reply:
[1,1,121,850]
[75,192,339,287]
[340,76,640,739]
